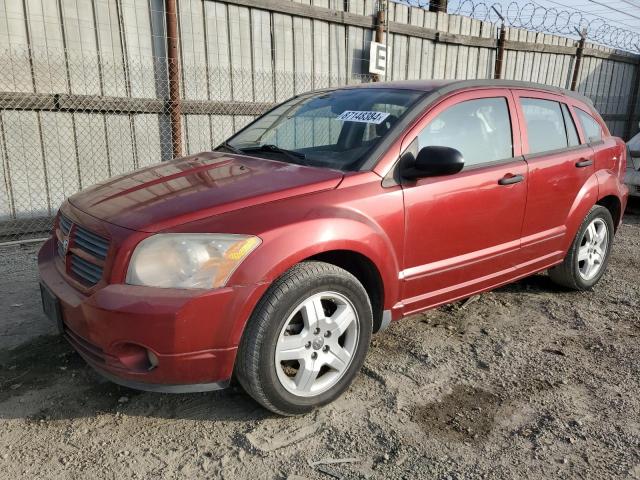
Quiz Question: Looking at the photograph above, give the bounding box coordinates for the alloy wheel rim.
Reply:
[577,218,608,281]
[274,291,359,398]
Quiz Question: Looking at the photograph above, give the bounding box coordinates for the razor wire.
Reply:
[394,0,640,52]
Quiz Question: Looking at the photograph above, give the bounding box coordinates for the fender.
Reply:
[561,167,627,254]
[561,171,600,253]
[224,211,402,344]
[165,172,403,288]
[595,168,628,228]
[166,177,406,346]
[257,217,398,286]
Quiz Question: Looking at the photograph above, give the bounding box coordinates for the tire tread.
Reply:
[235,261,371,415]
[549,205,614,290]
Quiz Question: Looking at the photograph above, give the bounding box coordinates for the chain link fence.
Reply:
[0,46,374,243]
[2,0,639,244]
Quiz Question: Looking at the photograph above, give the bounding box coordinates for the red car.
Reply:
[39,80,629,415]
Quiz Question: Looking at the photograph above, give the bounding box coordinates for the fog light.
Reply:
[113,343,159,372]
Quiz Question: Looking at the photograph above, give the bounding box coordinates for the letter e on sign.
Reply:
[369,41,388,76]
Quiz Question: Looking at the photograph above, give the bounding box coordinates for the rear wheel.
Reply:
[235,261,372,415]
[549,205,614,290]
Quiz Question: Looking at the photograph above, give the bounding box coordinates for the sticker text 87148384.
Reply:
[337,110,390,124]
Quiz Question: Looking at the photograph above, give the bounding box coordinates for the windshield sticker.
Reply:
[336,110,390,124]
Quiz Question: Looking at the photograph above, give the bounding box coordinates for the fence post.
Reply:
[165,0,183,159]
[429,0,447,12]
[570,33,586,91]
[494,24,506,79]
[373,2,385,82]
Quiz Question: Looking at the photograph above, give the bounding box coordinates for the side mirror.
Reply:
[401,145,465,180]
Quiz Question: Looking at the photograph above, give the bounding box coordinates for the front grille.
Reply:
[70,254,103,285]
[57,213,110,286]
[59,214,72,235]
[74,225,109,260]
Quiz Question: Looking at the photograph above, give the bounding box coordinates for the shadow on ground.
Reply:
[0,271,573,424]
[0,334,267,422]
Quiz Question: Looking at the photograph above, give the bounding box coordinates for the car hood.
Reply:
[68,152,344,232]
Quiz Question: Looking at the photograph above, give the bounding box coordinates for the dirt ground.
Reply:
[1,201,639,480]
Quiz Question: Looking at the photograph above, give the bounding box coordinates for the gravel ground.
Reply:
[1,200,639,480]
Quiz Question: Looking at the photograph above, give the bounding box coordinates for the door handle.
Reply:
[498,174,524,185]
[575,158,593,168]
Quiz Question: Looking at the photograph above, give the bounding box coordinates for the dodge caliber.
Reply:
[38,80,629,415]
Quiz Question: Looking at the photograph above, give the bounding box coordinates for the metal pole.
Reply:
[494,24,506,79]
[165,0,182,158]
[373,1,385,82]
[571,32,586,91]
[384,0,389,81]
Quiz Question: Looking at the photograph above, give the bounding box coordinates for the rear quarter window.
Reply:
[575,108,603,142]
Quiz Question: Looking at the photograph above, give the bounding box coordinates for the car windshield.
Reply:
[219,88,424,171]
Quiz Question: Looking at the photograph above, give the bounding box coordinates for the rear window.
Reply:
[575,108,603,142]
[521,98,568,154]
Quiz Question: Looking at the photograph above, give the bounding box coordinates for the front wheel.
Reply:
[235,261,373,415]
[549,205,614,290]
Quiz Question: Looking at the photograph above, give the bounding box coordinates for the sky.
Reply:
[507,0,640,29]
[440,0,640,50]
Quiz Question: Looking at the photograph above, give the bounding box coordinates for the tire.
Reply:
[235,261,373,416]
[549,205,614,290]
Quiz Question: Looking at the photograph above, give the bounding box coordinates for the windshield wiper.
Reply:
[240,144,307,164]
[214,142,243,154]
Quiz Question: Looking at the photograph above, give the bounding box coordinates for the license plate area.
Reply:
[40,282,64,335]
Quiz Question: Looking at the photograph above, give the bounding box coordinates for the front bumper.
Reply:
[625,168,640,197]
[38,237,263,392]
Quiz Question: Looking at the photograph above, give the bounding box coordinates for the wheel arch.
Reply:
[595,168,627,231]
[563,173,600,252]
[227,217,402,346]
[596,195,622,231]
[308,250,386,333]
[563,170,625,254]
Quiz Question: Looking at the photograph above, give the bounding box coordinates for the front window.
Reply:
[219,88,424,171]
[417,97,513,167]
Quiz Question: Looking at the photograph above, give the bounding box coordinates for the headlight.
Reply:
[126,234,261,289]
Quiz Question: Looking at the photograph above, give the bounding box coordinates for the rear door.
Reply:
[400,89,528,314]
[512,90,595,270]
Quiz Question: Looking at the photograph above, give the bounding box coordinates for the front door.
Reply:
[400,90,528,314]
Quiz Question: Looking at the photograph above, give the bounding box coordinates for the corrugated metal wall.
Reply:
[0,0,638,239]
